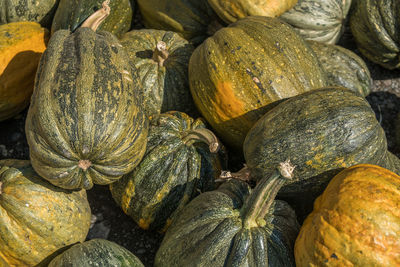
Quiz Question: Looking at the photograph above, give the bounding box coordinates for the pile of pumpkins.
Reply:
[0,0,400,266]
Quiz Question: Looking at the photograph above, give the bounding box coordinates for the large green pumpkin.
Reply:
[51,0,133,38]
[0,160,91,267]
[110,111,224,231]
[25,3,148,190]
[350,0,400,69]
[155,161,299,266]
[120,30,196,117]
[189,16,326,150]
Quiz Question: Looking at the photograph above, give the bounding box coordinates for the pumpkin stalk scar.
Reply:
[182,128,220,153]
[80,0,110,31]
[78,160,92,171]
[152,41,169,67]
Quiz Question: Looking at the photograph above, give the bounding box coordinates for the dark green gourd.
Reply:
[25,2,148,190]
[155,161,299,266]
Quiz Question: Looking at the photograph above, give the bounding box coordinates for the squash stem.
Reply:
[182,128,220,153]
[242,160,294,229]
[219,165,251,182]
[152,41,169,67]
[81,0,110,31]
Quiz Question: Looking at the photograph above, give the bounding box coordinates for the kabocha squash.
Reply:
[281,0,352,44]
[110,111,224,231]
[0,22,49,122]
[136,0,218,45]
[120,30,196,117]
[295,164,400,266]
[51,0,133,38]
[0,160,91,267]
[48,239,144,267]
[350,0,400,69]
[208,0,297,24]
[155,161,299,266]
[307,40,371,97]
[25,2,148,190]
[189,16,326,150]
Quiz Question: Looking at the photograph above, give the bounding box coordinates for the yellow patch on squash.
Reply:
[214,81,245,121]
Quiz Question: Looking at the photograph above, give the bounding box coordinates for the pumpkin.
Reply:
[208,0,297,24]
[189,16,326,150]
[350,0,400,69]
[110,111,225,231]
[136,0,218,45]
[51,0,133,38]
[295,164,400,266]
[120,30,196,117]
[155,161,300,266]
[0,0,59,27]
[0,159,91,267]
[47,239,144,267]
[0,21,49,122]
[281,0,352,44]
[25,2,148,190]
[307,40,371,97]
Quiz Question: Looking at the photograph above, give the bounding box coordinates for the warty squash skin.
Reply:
[189,16,326,150]
[0,160,91,267]
[110,111,224,231]
[295,164,400,266]
[0,21,49,122]
[25,3,148,190]
[120,30,196,117]
[155,161,300,267]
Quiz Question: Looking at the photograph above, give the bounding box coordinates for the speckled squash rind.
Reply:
[307,40,372,97]
[0,21,49,122]
[295,164,400,266]
[48,239,144,267]
[110,111,224,231]
[0,160,91,267]
[281,0,352,44]
[189,16,326,150]
[120,30,196,117]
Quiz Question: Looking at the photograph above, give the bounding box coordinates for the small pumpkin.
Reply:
[350,0,400,69]
[110,111,224,231]
[189,16,326,150]
[120,30,196,117]
[0,160,91,267]
[51,0,133,38]
[295,164,400,266]
[25,2,148,189]
[47,239,144,267]
[281,0,352,44]
[208,0,297,24]
[0,22,49,122]
[307,40,372,97]
[155,161,300,266]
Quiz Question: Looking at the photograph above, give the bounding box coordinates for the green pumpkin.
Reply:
[0,160,91,267]
[189,16,326,150]
[51,0,133,38]
[307,40,371,97]
[350,0,400,69]
[120,30,196,117]
[155,161,299,266]
[110,111,225,231]
[25,3,148,190]
[281,0,352,44]
[48,239,144,267]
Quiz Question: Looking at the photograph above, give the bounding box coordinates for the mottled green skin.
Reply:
[307,40,371,97]
[25,27,148,190]
[0,0,59,27]
[244,87,397,200]
[48,239,144,267]
[281,0,352,44]
[137,0,217,45]
[155,177,299,266]
[51,0,133,38]
[350,0,400,69]
[110,111,224,231]
[120,30,196,117]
